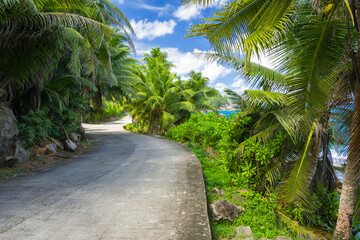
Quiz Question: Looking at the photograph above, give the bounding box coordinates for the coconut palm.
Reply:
[185,0,359,238]
[173,71,218,123]
[126,48,197,134]
[0,0,134,112]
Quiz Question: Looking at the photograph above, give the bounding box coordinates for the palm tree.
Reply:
[91,30,138,112]
[0,0,134,112]
[126,48,196,134]
[185,1,359,238]
[174,71,217,123]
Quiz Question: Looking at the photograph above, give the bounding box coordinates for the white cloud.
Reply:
[174,5,202,21]
[130,19,177,40]
[214,82,228,94]
[202,63,232,83]
[117,0,124,4]
[162,48,233,83]
[233,86,248,95]
[231,78,245,88]
[130,1,172,14]
[132,46,234,83]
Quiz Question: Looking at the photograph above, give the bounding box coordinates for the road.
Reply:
[0,116,211,240]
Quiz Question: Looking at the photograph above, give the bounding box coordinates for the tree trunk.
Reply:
[333,80,360,240]
[26,83,42,111]
[333,7,360,239]
[93,84,102,112]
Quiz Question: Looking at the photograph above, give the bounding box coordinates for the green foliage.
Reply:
[208,88,228,109]
[86,100,126,123]
[166,112,287,190]
[166,112,252,150]
[167,111,340,238]
[284,184,339,231]
[125,49,216,134]
[18,97,84,148]
[187,143,291,239]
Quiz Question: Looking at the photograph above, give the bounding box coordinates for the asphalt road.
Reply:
[0,116,211,240]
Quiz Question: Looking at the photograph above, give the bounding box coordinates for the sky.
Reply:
[111,0,248,95]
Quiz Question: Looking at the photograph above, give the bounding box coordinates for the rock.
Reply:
[78,124,88,142]
[5,156,17,168]
[232,194,248,204]
[273,237,292,240]
[70,133,81,144]
[64,139,77,152]
[13,141,30,163]
[45,144,57,155]
[50,137,64,150]
[236,226,253,239]
[209,199,244,221]
[210,188,225,196]
[0,103,19,167]
[30,146,47,155]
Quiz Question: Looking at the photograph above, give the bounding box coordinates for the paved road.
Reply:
[0,116,211,240]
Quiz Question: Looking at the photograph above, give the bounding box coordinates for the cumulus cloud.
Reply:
[132,45,234,83]
[233,86,248,95]
[231,78,245,88]
[161,48,233,83]
[130,19,177,40]
[214,82,228,94]
[174,5,202,21]
[117,0,124,4]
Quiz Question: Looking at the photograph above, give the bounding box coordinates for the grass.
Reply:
[186,142,294,240]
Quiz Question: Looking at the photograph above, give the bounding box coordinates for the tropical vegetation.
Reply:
[3,0,360,239]
[0,0,136,144]
[184,0,360,239]
[124,47,219,134]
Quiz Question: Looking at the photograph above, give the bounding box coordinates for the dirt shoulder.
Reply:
[0,141,95,179]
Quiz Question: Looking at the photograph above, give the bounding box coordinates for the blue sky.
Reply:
[111,0,248,95]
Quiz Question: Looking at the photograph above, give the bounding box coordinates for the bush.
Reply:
[18,98,83,148]
[85,100,125,123]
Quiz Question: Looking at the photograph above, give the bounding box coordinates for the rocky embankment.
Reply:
[218,100,237,111]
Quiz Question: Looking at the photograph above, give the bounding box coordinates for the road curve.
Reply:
[0,116,211,240]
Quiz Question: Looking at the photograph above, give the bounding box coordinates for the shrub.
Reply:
[18,98,83,148]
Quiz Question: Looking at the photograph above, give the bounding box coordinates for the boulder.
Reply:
[50,137,64,150]
[13,141,30,163]
[64,139,77,152]
[236,226,253,239]
[45,144,57,155]
[210,188,225,197]
[0,103,19,167]
[70,133,81,144]
[78,124,88,142]
[30,146,47,155]
[209,199,244,221]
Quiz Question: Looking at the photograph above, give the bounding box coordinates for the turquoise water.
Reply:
[206,111,238,117]
[218,111,238,117]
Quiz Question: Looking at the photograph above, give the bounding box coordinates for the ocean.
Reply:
[218,111,238,117]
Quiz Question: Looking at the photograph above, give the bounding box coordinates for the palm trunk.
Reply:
[333,84,360,240]
[26,82,43,111]
[333,8,360,239]
[93,84,102,112]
